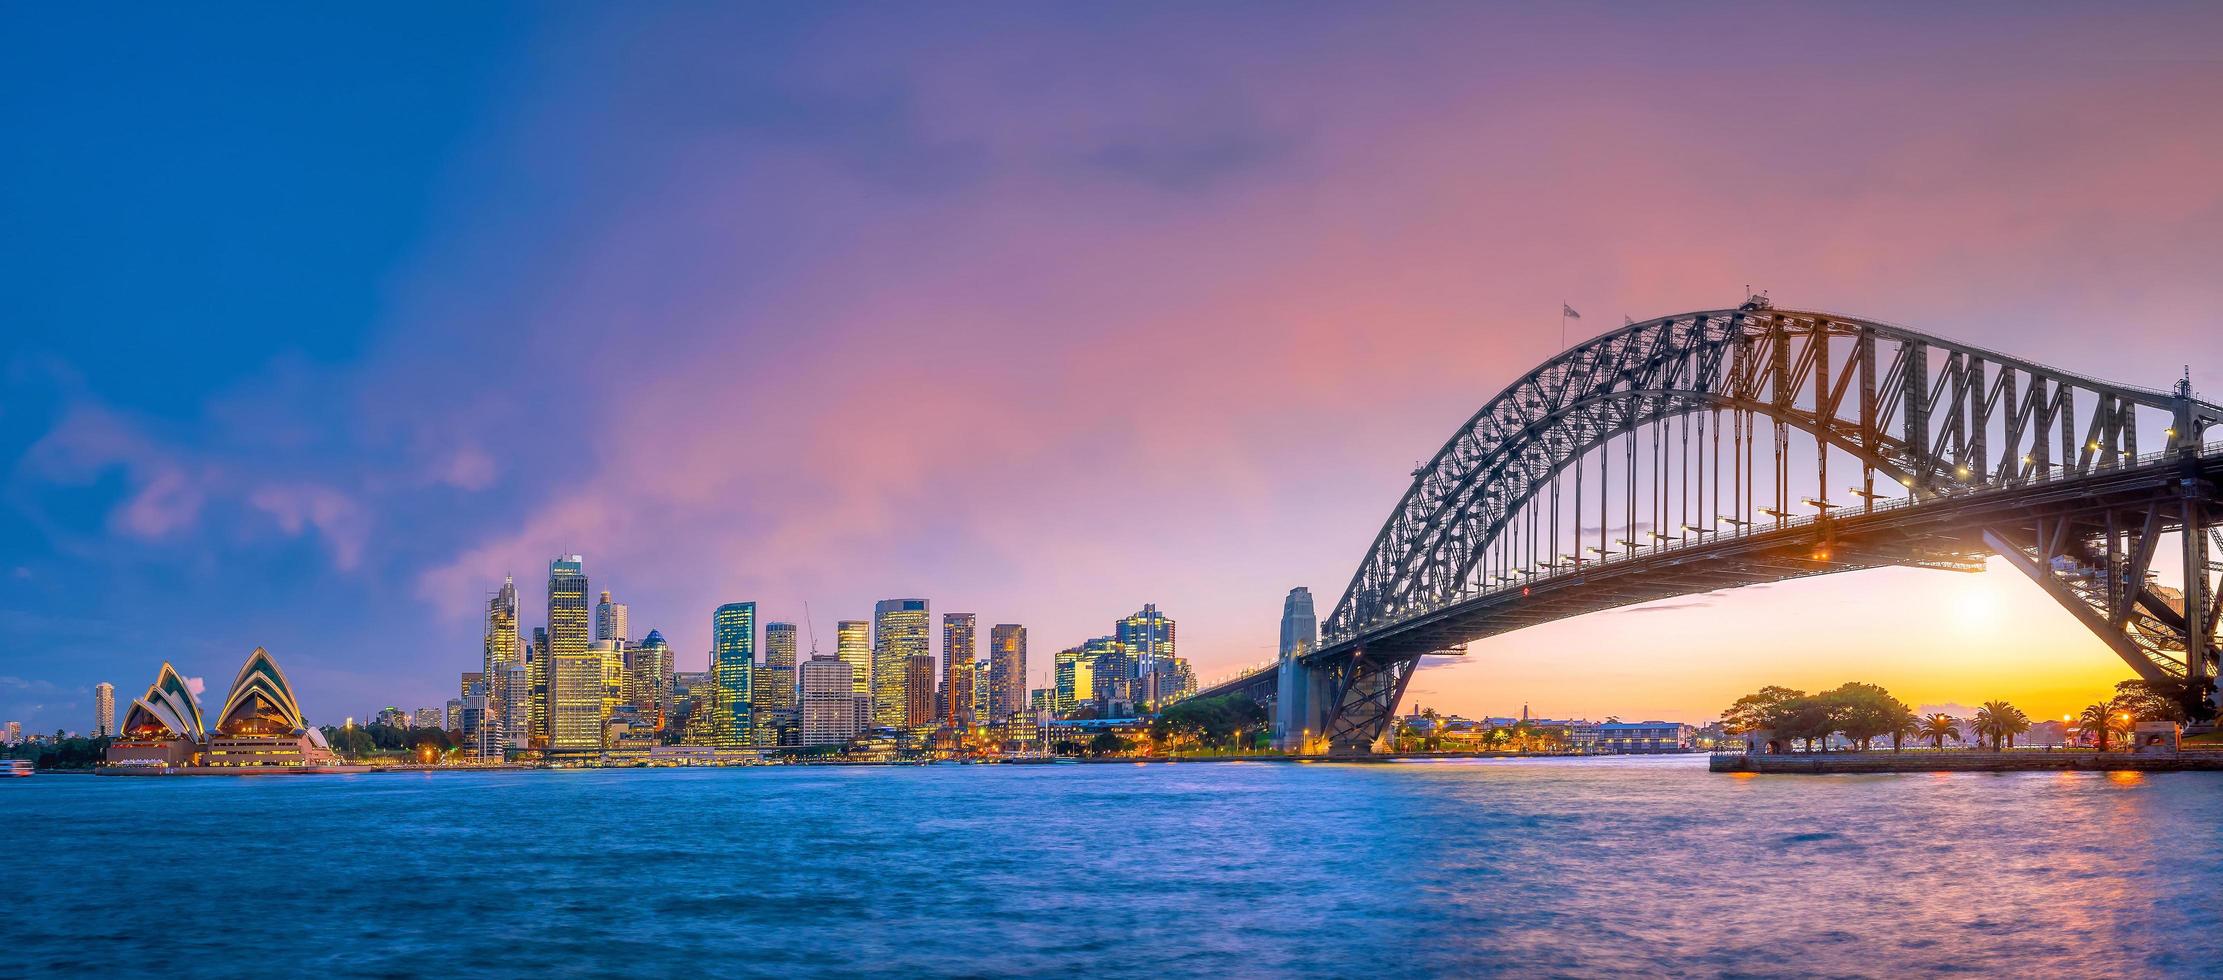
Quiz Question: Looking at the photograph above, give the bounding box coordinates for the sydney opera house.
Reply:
[105,647,338,769]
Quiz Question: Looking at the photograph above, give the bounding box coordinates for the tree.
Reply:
[1150,694,1266,753]
[1722,686,1807,734]
[1778,698,1838,752]
[1087,731,1132,757]
[2110,680,2188,724]
[1822,682,1910,751]
[1915,714,1961,750]
[2075,703,2126,751]
[1975,700,2030,751]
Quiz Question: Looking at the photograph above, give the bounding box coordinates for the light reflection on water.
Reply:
[5,756,2222,977]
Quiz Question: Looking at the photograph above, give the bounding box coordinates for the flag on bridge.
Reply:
[1562,304,1581,319]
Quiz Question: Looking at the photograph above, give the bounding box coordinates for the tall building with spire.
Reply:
[481,576,520,756]
[872,599,928,730]
[942,613,977,731]
[836,620,872,730]
[594,590,628,645]
[988,625,1026,725]
[711,602,756,747]
[94,682,115,738]
[546,555,601,754]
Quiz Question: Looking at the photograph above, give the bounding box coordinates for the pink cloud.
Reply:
[249,484,370,571]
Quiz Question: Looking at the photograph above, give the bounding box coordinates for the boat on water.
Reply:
[3,759,32,778]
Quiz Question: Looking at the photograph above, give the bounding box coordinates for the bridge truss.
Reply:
[1275,301,2223,751]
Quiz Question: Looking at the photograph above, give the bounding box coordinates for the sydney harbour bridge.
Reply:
[1184,299,2223,752]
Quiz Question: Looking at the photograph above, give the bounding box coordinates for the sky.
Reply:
[5,2,2223,733]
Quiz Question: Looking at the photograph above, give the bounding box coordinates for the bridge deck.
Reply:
[1313,446,2223,664]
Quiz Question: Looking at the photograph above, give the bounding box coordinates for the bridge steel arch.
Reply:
[1272,302,2223,753]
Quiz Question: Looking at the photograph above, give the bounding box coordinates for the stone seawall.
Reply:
[1711,751,2223,774]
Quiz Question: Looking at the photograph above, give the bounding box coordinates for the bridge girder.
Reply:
[1287,304,2223,750]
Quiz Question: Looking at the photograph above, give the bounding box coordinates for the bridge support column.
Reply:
[1274,652,1334,753]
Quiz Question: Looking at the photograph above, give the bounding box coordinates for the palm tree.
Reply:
[1976,700,2030,751]
[2076,703,2116,751]
[1915,713,1960,750]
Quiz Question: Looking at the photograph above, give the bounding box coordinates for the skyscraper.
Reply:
[872,599,928,729]
[628,628,675,730]
[988,624,1026,725]
[94,682,115,738]
[799,652,858,747]
[594,589,629,644]
[836,620,872,729]
[484,576,520,752]
[904,653,936,729]
[528,626,550,744]
[755,622,799,746]
[711,602,756,748]
[942,613,977,730]
[1053,645,1095,714]
[1117,603,1178,707]
[547,556,601,753]
[592,639,625,727]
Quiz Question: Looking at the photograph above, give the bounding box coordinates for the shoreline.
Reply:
[1711,751,2223,774]
[59,750,1701,777]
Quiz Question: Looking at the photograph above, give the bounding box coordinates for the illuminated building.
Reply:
[755,622,798,746]
[1116,604,1178,707]
[942,613,977,731]
[904,653,936,729]
[836,620,872,730]
[592,639,626,730]
[988,625,1025,724]
[545,556,591,745]
[482,576,520,753]
[377,706,407,728]
[711,602,757,747]
[462,686,492,756]
[199,648,339,767]
[500,665,528,750]
[873,599,929,729]
[1053,647,1095,714]
[445,699,462,731]
[1082,636,1131,710]
[528,626,549,744]
[106,662,206,766]
[594,589,629,644]
[972,658,990,724]
[94,682,115,738]
[799,652,858,747]
[628,629,675,730]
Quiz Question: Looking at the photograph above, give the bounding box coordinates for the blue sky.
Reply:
[7,3,2223,731]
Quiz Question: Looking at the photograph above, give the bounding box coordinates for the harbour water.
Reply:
[8,755,2223,977]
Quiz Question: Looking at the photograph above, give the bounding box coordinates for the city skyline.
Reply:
[9,4,2223,731]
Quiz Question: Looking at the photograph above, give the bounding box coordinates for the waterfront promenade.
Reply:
[1713,748,2223,774]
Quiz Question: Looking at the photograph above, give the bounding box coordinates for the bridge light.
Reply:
[2165,427,2177,438]
[1900,476,1915,486]
[1956,466,1969,477]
